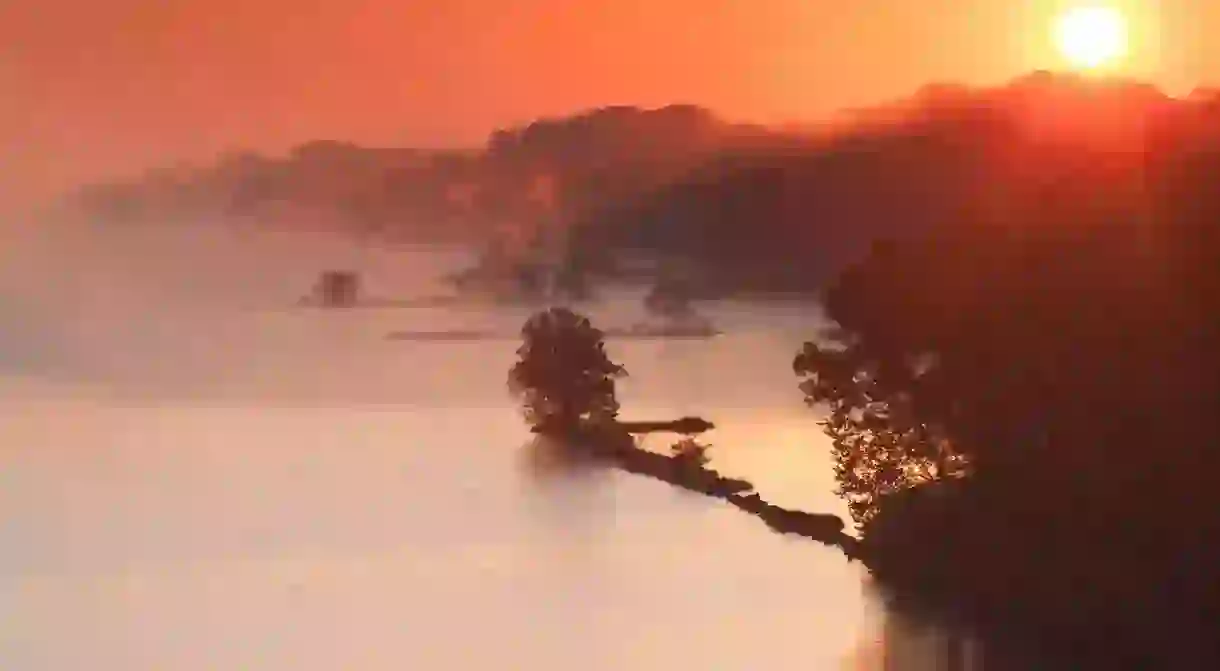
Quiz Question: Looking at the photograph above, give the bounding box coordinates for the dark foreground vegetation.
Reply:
[798,184,1220,667]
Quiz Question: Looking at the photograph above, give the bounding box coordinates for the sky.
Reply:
[1,0,1214,207]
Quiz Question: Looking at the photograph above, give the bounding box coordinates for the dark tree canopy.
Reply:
[794,338,961,527]
[793,135,1220,665]
[508,307,627,432]
[797,176,1220,525]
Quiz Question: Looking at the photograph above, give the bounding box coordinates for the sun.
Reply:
[1053,5,1129,70]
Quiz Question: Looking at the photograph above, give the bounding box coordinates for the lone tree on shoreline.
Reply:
[508,307,627,434]
[507,306,854,552]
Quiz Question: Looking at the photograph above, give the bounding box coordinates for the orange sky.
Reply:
[1,1,1213,207]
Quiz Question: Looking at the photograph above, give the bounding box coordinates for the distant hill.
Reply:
[569,72,1220,297]
[66,105,788,244]
[65,73,1220,301]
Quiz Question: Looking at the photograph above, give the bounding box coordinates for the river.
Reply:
[1,220,971,669]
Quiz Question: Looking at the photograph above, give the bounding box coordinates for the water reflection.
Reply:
[2,237,963,669]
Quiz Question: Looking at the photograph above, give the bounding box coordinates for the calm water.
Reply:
[1,221,960,669]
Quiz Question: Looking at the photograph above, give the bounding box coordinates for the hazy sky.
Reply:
[1,1,1213,205]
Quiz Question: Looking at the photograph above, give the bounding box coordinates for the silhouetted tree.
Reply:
[508,307,627,433]
[508,308,853,552]
[794,332,963,527]
[790,130,1220,665]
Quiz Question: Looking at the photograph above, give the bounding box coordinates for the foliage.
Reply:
[795,133,1220,535]
[670,437,711,469]
[508,307,627,431]
[794,338,961,527]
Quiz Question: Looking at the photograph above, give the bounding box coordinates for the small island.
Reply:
[301,270,361,308]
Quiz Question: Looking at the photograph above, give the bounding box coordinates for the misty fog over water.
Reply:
[0,217,956,669]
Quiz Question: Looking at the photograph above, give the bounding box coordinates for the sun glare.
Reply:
[1054,5,1129,70]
